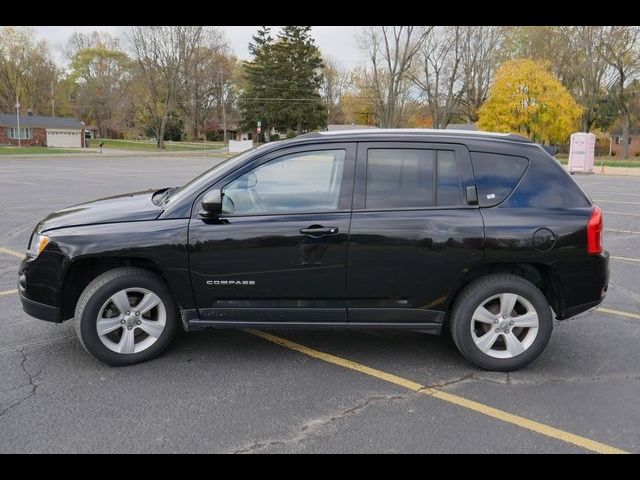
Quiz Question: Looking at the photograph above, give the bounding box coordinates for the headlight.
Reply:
[27,233,50,258]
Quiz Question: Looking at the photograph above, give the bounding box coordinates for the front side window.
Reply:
[222,149,346,215]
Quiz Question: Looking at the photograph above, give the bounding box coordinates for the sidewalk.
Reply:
[0,147,229,160]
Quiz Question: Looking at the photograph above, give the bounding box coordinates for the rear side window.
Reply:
[471,152,528,207]
[366,149,434,209]
[365,149,463,209]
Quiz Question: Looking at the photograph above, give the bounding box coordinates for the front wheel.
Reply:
[74,267,177,366]
[450,274,553,371]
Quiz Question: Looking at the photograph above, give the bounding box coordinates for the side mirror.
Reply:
[199,190,223,218]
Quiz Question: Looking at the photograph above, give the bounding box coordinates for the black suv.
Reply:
[19,130,608,371]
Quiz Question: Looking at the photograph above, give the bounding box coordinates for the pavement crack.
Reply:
[420,373,477,391]
[0,348,39,419]
[230,393,405,454]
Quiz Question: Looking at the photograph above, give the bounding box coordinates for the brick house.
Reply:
[610,127,640,157]
[0,114,85,148]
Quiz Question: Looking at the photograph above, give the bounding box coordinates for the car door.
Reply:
[188,142,356,326]
[346,142,484,328]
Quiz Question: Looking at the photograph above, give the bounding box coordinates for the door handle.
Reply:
[299,225,339,236]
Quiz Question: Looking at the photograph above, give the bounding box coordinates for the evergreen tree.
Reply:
[272,26,327,134]
[239,26,275,141]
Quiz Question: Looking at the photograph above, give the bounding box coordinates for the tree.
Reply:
[358,26,432,127]
[66,32,132,137]
[555,26,613,133]
[0,26,60,116]
[321,58,351,125]
[177,28,230,141]
[458,26,503,122]
[128,26,202,148]
[412,26,464,129]
[598,26,640,159]
[271,26,326,134]
[239,26,276,141]
[478,59,582,144]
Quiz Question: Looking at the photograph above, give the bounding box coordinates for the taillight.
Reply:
[587,206,603,254]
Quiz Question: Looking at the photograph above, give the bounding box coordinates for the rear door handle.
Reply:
[299,225,339,236]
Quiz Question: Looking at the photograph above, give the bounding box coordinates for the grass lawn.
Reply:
[556,155,640,168]
[0,146,90,155]
[91,139,225,152]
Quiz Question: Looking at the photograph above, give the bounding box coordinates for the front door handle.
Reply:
[300,225,339,236]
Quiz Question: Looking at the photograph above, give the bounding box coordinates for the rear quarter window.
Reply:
[471,152,528,207]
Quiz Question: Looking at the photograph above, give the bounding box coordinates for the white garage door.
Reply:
[46,129,82,148]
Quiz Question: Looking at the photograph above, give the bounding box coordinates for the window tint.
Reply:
[471,152,528,207]
[222,149,346,215]
[366,149,434,209]
[436,150,463,206]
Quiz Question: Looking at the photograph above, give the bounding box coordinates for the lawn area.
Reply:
[91,139,225,152]
[556,155,640,168]
[0,146,90,155]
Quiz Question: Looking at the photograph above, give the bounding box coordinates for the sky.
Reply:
[29,26,364,68]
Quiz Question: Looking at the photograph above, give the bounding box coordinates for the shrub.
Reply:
[286,130,297,139]
[270,134,280,142]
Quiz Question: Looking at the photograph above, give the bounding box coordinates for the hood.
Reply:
[36,190,164,233]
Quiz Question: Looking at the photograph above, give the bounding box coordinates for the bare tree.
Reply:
[128,26,202,148]
[412,26,464,129]
[321,58,351,125]
[178,28,230,141]
[556,26,612,132]
[598,26,640,159]
[458,26,502,122]
[358,26,432,127]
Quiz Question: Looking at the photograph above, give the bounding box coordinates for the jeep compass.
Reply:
[18,129,609,371]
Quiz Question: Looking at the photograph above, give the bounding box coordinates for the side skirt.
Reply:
[180,308,444,335]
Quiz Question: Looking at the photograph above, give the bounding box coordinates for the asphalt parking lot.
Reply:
[0,156,639,454]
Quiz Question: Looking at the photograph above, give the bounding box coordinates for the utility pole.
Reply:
[15,99,21,148]
[219,71,227,145]
[50,80,55,117]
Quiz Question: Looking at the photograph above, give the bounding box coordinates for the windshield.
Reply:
[162,146,268,206]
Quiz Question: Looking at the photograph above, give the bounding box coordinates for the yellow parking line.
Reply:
[246,329,628,454]
[596,307,640,321]
[0,247,23,258]
[611,256,640,263]
[0,289,17,296]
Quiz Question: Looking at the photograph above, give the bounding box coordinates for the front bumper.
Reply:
[19,288,60,323]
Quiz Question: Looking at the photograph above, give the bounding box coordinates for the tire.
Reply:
[74,267,177,366]
[450,274,553,371]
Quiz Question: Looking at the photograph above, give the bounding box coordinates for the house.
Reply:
[609,127,640,157]
[0,114,85,148]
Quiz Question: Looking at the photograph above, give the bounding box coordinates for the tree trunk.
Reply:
[297,119,302,136]
[622,112,630,160]
[157,118,166,149]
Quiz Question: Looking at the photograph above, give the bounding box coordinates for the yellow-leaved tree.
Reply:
[478,59,582,144]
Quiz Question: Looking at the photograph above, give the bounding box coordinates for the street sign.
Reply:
[257,121,262,127]
[256,127,262,134]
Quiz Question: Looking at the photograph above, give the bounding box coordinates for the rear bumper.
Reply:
[557,251,609,320]
[19,289,61,323]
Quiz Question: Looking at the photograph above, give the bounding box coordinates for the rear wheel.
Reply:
[450,274,553,371]
[74,267,177,366]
